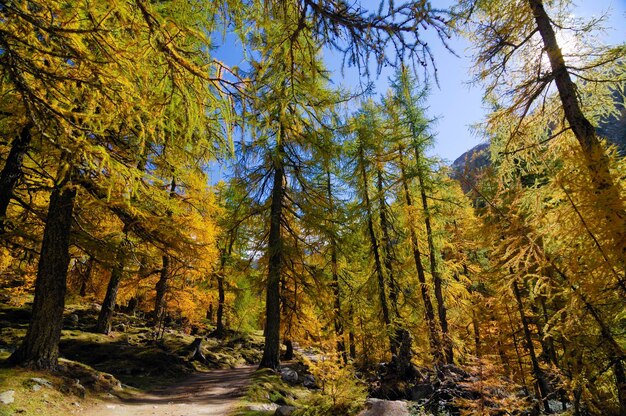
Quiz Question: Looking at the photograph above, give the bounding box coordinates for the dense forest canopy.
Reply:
[0,0,624,415]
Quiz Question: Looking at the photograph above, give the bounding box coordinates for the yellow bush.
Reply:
[300,353,366,415]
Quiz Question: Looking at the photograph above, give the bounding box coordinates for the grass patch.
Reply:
[233,368,310,416]
[0,302,267,411]
[0,363,102,416]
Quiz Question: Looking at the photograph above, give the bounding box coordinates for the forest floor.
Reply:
[0,301,266,416]
[85,365,255,416]
[0,301,436,416]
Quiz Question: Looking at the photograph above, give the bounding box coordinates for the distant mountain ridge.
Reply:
[451,97,626,191]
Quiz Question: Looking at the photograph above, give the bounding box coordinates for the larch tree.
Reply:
[459,0,626,268]
[389,68,455,364]
[242,0,341,370]
[4,0,234,370]
[474,95,626,414]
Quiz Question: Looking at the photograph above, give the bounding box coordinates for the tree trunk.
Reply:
[376,166,399,317]
[613,359,626,415]
[496,337,511,377]
[414,153,452,364]
[331,245,346,361]
[505,304,530,396]
[0,123,32,235]
[326,170,346,362]
[259,142,285,371]
[215,266,226,338]
[284,339,294,360]
[154,177,176,326]
[348,304,356,359]
[79,256,93,297]
[9,167,76,370]
[528,0,626,262]
[376,164,404,355]
[215,231,235,338]
[396,328,414,379]
[154,254,170,325]
[96,241,127,334]
[512,280,551,413]
[535,296,559,367]
[357,142,394,355]
[399,149,442,364]
[531,295,567,409]
[548,262,626,412]
[188,337,216,365]
[472,310,481,358]
[207,303,214,322]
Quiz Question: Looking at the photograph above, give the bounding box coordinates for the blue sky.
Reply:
[214,0,626,167]
[322,0,626,163]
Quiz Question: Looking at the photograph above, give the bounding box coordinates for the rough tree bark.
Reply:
[348,304,357,359]
[9,165,76,370]
[0,123,32,235]
[215,272,226,337]
[154,177,176,326]
[215,230,236,339]
[527,0,626,263]
[414,148,453,364]
[154,254,170,325]
[512,280,551,413]
[326,170,346,362]
[398,148,443,364]
[259,141,285,371]
[376,164,405,355]
[357,142,395,355]
[79,256,94,297]
[96,239,128,334]
[505,304,530,396]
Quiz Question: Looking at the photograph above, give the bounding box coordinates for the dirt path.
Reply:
[87,365,255,416]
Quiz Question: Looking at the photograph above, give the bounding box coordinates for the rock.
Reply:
[275,405,297,416]
[30,377,53,388]
[247,403,279,412]
[302,374,316,388]
[62,379,86,398]
[32,384,42,392]
[0,390,15,404]
[73,379,86,398]
[280,368,298,384]
[409,383,434,401]
[358,398,410,416]
[271,395,287,405]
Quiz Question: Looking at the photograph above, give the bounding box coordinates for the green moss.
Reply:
[233,368,309,416]
[0,365,100,416]
[0,302,268,409]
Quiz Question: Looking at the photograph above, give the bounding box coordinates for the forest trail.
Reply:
[86,365,255,416]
